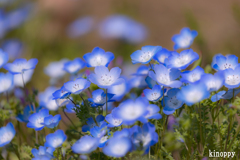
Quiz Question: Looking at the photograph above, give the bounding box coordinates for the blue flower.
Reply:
[63,58,86,74]
[132,65,149,76]
[172,27,198,50]
[143,85,163,102]
[83,47,114,67]
[211,91,226,102]
[27,109,49,131]
[165,49,199,70]
[129,76,148,89]
[88,66,124,89]
[103,136,132,158]
[105,108,123,127]
[130,45,162,64]
[82,115,105,132]
[88,89,115,107]
[220,88,240,100]
[64,78,91,94]
[13,69,34,87]
[44,59,67,79]
[180,66,205,83]
[71,135,99,154]
[112,98,148,125]
[52,86,71,100]
[107,78,130,101]
[45,130,67,148]
[39,87,59,111]
[211,54,239,71]
[149,64,182,88]
[43,114,61,129]
[2,39,23,61]
[201,71,225,91]
[65,102,76,113]
[145,76,157,89]
[0,122,15,147]
[153,48,172,65]
[140,104,162,123]
[0,49,8,68]
[67,16,94,38]
[177,82,210,106]
[16,105,36,123]
[32,146,55,159]
[0,72,13,93]
[163,88,184,115]
[223,65,240,89]
[90,122,109,148]
[4,58,38,74]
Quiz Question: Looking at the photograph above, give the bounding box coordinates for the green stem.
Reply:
[227,125,240,151]
[105,89,108,116]
[225,115,232,152]
[62,107,77,129]
[198,103,203,157]
[149,62,155,74]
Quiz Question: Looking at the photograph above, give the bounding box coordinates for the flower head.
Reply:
[211,54,239,71]
[90,122,109,148]
[0,122,15,147]
[43,114,61,129]
[52,86,71,100]
[105,108,123,128]
[16,105,41,123]
[83,47,114,67]
[143,85,163,102]
[180,66,205,83]
[31,146,55,159]
[45,130,67,148]
[4,58,38,74]
[82,115,105,132]
[13,69,34,87]
[88,66,124,89]
[0,49,8,68]
[153,48,172,65]
[88,89,115,107]
[130,45,162,64]
[72,135,99,154]
[107,78,129,101]
[201,71,225,91]
[172,27,198,50]
[39,87,58,111]
[223,65,240,89]
[64,78,91,94]
[0,72,13,93]
[63,58,86,74]
[140,104,162,123]
[27,109,49,131]
[44,59,67,79]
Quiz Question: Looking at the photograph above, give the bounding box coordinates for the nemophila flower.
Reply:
[129,76,148,89]
[13,69,34,87]
[180,66,205,83]
[103,137,132,158]
[83,47,114,67]
[149,64,182,88]
[107,78,129,101]
[43,114,61,129]
[131,122,158,153]
[99,15,147,44]
[105,108,123,127]
[27,109,49,131]
[44,59,67,79]
[177,82,210,106]
[221,88,240,100]
[67,16,94,38]
[145,76,157,89]
[2,39,23,61]
[39,87,58,111]
[0,49,8,68]
[153,48,172,65]
[140,104,162,123]
[32,146,55,159]
[82,115,105,132]
[55,98,71,108]
[90,122,109,148]
[0,72,13,93]
[64,78,91,94]
[0,122,15,147]
[165,49,199,70]
[112,98,148,125]
[201,71,225,91]
[162,88,184,115]
[72,135,99,154]
[52,86,71,100]
[130,45,162,64]
[65,102,76,113]
[223,66,240,89]
[45,130,67,148]
[63,58,86,74]
[88,89,115,107]
[172,27,198,50]
[211,91,226,102]
[132,65,149,76]
[16,105,34,123]
[211,54,239,71]
[4,58,38,74]
[143,85,163,102]
[113,129,130,138]
[88,66,124,89]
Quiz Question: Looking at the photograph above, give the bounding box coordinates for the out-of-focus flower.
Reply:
[130,46,162,64]
[63,58,86,74]
[43,114,61,129]
[88,66,124,89]
[223,65,240,89]
[177,82,210,106]
[149,64,182,88]
[211,88,240,102]
[143,85,163,102]
[107,78,129,101]
[0,72,13,93]
[83,47,114,68]
[180,66,205,84]
[90,122,108,148]
[82,115,105,132]
[67,16,94,38]
[211,54,239,71]
[39,87,58,111]
[172,27,198,50]
[88,89,115,107]
[153,48,172,65]
[64,78,90,94]
[65,102,76,113]
[165,49,199,70]
[211,91,226,102]
[27,109,49,131]
[13,69,34,87]
[4,58,38,74]
[0,49,8,68]
[99,15,147,44]
[45,130,67,148]
[105,108,123,128]
[201,71,225,91]
[132,65,149,76]
[2,39,23,61]
[163,88,184,115]
[44,59,67,79]
[16,105,36,123]
[52,86,71,100]
[31,146,55,159]
[71,135,99,154]
[0,122,15,147]
[140,104,162,123]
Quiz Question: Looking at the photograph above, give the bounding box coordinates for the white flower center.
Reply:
[94,95,105,104]
[149,92,160,101]
[113,118,122,126]
[52,138,62,147]
[157,74,171,85]
[222,63,232,69]
[72,83,83,92]
[140,52,153,62]
[94,56,103,66]
[189,73,201,82]
[100,136,108,143]
[226,75,240,85]
[35,117,44,128]
[0,132,13,144]
[179,36,192,47]
[175,55,191,67]
[100,74,114,85]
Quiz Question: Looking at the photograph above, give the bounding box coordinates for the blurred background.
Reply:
[1,0,240,90]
